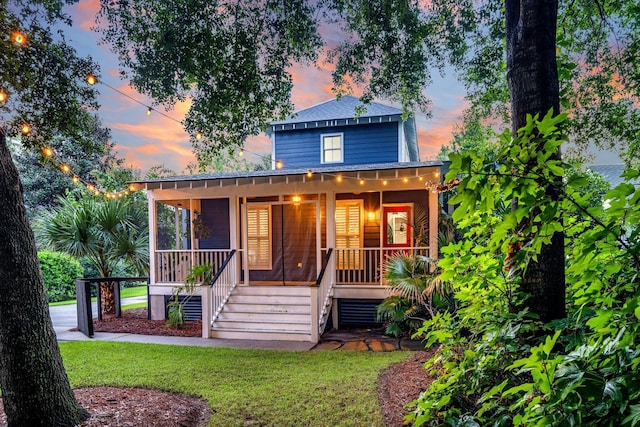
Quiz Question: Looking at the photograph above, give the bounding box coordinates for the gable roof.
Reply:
[271,95,404,125]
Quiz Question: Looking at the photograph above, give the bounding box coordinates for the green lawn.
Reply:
[60,341,408,426]
[50,285,148,306]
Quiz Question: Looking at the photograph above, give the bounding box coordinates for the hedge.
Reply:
[38,251,84,302]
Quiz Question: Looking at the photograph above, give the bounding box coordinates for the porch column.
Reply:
[429,189,439,259]
[229,197,240,284]
[200,284,211,338]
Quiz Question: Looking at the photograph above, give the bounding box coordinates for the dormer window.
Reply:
[321,133,343,164]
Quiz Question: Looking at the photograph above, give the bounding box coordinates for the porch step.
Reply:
[211,285,315,342]
[210,328,312,342]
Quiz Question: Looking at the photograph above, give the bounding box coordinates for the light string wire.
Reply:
[2,24,446,197]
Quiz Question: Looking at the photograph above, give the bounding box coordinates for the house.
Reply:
[134,96,445,342]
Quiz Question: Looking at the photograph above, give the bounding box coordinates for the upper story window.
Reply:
[321,133,343,164]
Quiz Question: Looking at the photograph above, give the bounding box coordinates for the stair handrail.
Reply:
[209,249,238,325]
[315,248,334,336]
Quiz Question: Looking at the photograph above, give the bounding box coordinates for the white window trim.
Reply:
[247,204,272,270]
[320,132,344,164]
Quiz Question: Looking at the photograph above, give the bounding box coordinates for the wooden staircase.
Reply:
[210,285,314,341]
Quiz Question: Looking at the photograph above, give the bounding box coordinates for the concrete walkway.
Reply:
[50,299,423,352]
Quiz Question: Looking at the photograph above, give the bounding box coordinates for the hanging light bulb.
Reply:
[21,124,31,135]
[72,176,80,183]
[86,74,97,85]
[275,160,283,169]
[306,170,313,178]
[94,190,100,196]
[382,180,388,186]
[195,131,203,140]
[359,179,365,185]
[146,107,152,116]
[419,176,424,181]
[60,164,71,173]
[0,91,7,102]
[43,147,53,157]
[87,184,95,191]
[403,177,409,183]
[12,31,26,45]
[336,175,343,183]
[128,184,136,192]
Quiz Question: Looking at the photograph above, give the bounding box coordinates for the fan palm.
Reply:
[36,194,148,315]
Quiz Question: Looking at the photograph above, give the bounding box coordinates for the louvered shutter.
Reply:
[247,206,271,269]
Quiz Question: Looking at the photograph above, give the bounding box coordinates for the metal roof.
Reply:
[588,164,640,187]
[134,160,443,187]
[270,95,404,125]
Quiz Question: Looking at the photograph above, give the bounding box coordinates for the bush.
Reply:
[38,251,84,302]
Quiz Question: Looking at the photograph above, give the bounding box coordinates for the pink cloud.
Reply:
[73,0,100,31]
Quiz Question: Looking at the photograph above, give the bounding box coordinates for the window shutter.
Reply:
[247,205,271,269]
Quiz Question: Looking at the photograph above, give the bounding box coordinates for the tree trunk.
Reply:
[505,0,566,322]
[100,281,116,316]
[0,132,90,425]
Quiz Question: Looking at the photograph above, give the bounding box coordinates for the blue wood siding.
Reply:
[274,122,398,168]
[199,198,230,249]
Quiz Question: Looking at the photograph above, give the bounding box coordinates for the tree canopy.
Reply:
[98,0,640,164]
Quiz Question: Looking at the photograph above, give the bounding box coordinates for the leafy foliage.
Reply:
[38,251,84,302]
[167,264,211,328]
[409,113,640,426]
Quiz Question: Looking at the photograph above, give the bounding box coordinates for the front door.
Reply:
[383,205,412,249]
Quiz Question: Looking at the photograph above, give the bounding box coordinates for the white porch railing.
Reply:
[316,249,335,336]
[334,247,430,285]
[155,249,236,283]
[208,250,238,325]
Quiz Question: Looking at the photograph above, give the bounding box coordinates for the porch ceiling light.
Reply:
[292,195,302,205]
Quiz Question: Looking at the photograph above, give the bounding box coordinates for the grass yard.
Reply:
[60,341,408,426]
[50,285,148,306]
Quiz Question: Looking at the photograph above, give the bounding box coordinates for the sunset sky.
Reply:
[60,1,470,174]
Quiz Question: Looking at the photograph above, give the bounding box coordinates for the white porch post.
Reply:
[229,197,240,284]
[200,284,211,338]
[310,286,319,343]
[241,197,249,285]
[429,188,439,259]
[326,191,338,328]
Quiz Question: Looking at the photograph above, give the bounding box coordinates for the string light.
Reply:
[43,147,53,157]
[86,74,97,85]
[0,91,6,102]
[195,131,203,140]
[239,148,244,156]
[72,176,80,183]
[403,177,409,183]
[12,31,26,45]
[21,124,30,135]
[146,107,152,116]
[359,179,365,185]
[60,164,71,173]
[336,175,343,183]
[275,160,283,169]
[382,180,388,186]
[306,170,313,178]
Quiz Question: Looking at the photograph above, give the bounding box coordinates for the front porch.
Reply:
[139,162,442,343]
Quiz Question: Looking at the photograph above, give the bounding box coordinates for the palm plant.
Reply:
[36,193,149,315]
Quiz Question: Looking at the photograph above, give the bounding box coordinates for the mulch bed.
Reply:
[377,348,438,427]
[92,308,201,337]
[0,387,210,426]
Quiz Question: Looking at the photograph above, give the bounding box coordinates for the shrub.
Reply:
[38,251,84,302]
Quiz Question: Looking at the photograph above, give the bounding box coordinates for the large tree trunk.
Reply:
[0,133,90,425]
[505,0,566,322]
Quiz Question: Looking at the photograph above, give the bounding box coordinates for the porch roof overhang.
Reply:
[133,161,443,191]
